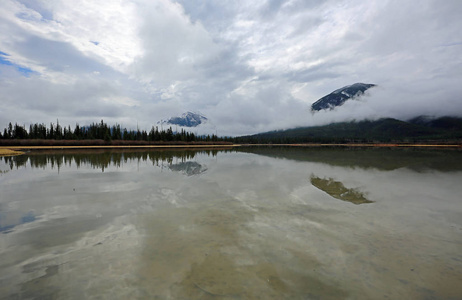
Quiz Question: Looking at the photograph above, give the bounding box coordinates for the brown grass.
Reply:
[238,143,462,148]
[0,148,25,156]
[1,142,460,155]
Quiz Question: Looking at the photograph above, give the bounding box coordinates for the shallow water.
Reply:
[0,147,461,299]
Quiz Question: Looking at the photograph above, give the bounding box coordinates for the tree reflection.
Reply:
[1,149,233,173]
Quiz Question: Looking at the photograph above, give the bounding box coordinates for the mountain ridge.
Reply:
[236,116,462,143]
[311,83,376,111]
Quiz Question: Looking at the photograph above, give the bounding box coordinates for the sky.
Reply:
[0,0,461,136]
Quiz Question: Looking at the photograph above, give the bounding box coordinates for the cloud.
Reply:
[0,0,461,136]
[131,0,221,85]
[209,78,309,136]
[0,69,135,124]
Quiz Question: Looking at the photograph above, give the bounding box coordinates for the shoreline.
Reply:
[1,142,461,157]
[0,148,26,157]
[0,144,234,156]
[239,143,462,148]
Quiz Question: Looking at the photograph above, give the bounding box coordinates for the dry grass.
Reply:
[0,145,236,157]
[1,143,460,156]
[1,145,236,151]
[0,148,25,156]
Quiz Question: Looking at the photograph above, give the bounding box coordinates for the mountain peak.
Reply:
[311,83,376,112]
[160,111,208,127]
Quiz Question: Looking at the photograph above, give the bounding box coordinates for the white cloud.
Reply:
[0,0,461,136]
[32,0,142,71]
[131,0,220,86]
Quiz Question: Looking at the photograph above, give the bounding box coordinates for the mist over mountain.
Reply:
[236,80,462,142]
[311,83,376,112]
[237,116,462,143]
[408,116,462,131]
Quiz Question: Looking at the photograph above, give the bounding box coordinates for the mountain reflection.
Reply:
[1,149,233,172]
[239,147,462,171]
[310,176,373,205]
[169,161,207,176]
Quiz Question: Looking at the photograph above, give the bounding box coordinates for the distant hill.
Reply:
[408,116,462,131]
[160,112,207,127]
[236,117,462,143]
[311,83,376,111]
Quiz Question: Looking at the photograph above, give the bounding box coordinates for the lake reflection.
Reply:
[1,147,461,299]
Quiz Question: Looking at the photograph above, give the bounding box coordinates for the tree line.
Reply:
[0,120,227,143]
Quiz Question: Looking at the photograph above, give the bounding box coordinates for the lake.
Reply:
[1,147,461,299]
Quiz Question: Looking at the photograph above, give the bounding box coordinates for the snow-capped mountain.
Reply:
[311,83,376,112]
[160,112,208,127]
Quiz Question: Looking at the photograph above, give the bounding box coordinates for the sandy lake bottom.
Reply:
[1,148,461,299]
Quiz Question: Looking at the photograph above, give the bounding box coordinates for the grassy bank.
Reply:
[0,145,237,155]
[1,142,460,156]
[238,143,462,148]
[0,148,25,156]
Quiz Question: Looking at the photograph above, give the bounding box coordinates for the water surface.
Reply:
[1,147,461,299]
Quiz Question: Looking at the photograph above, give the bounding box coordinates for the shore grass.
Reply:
[0,145,237,156]
[0,142,460,156]
[240,143,462,148]
[0,144,236,150]
[0,148,25,156]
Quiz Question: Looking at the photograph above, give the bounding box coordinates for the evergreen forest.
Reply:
[0,120,229,145]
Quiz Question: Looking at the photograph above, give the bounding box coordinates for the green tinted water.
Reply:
[1,148,461,299]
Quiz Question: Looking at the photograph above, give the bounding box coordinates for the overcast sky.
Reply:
[1,0,461,136]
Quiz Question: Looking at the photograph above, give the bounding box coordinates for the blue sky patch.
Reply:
[17,0,54,21]
[0,51,36,77]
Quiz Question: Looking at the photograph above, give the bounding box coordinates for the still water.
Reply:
[0,147,461,299]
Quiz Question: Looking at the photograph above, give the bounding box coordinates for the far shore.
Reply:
[241,143,462,148]
[1,142,461,157]
[0,144,235,157]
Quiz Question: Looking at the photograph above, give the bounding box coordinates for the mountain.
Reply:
[160,112,208,127]
[408,116,462,131]
[311,83,376,112]
[236,117,462,143]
